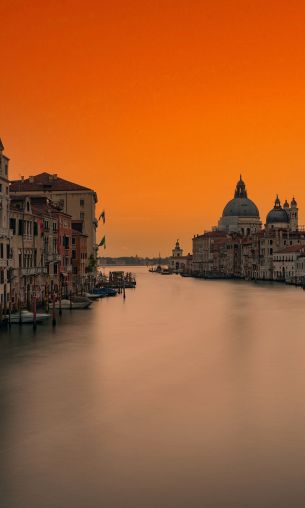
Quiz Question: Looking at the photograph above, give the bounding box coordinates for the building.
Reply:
[189,175,305,284]
[0,139,12,315]
[10,172,98,267]
[266,196,299,231]
[72,229,88,292]
[10,196,47,308]
[192,231,228,275]
[168,240,192,273]
[273,245,305,283]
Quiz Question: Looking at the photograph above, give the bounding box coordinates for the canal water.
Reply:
[1,267,305,508]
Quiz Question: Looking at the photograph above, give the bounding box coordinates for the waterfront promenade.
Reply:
[2,268,305,507]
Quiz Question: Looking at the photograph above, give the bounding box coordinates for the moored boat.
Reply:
[55,298,92,309]
[7,310,50,324]
[84,292,100,301]
[92,287,118,297]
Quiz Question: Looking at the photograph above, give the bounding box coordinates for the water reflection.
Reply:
[1,268,305,507]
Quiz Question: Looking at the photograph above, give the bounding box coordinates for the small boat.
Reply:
[55,298,92,309]
[92,287,118,297]
[84,292,100,301]
[161,269,172,275]
[149,265,162,273]
[8,310,50,324]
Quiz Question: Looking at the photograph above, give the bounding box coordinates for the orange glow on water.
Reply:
[2,0,305,255]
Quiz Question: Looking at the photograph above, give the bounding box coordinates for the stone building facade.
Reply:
[10,172,98,266]
[0,139,11,314]
[168,240,192,273]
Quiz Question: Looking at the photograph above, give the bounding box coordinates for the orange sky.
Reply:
[2,0,305,256]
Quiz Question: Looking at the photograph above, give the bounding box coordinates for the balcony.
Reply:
[20,267,48,276]
[47,253,61,263]
[0,258,13,268]
[0,227,12,238]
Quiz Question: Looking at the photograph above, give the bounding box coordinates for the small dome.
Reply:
[291,197,297,207]
[266,196,289,224]
[283,199,289,208]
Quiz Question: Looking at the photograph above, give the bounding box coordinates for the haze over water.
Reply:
[1,267,305,507]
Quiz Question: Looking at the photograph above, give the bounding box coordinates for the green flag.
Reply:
[98,236,106,249]
[98,210,106,223]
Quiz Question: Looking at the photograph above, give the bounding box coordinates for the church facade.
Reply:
[190,176,305,283]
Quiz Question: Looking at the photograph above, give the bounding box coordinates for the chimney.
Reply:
[29,176,34,183]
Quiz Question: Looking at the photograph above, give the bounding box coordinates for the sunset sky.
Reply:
[2,0,305,256]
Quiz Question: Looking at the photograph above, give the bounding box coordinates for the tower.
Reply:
[172,239,183,258]
[289,197,298,231]
[234,175,247,198]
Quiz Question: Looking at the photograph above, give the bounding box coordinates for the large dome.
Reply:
[223,197,259,218]
[222,176,259,218]
[266,196,289,224]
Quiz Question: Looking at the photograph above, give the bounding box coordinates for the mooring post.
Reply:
[33,291,37,331]
[52,290,56,327]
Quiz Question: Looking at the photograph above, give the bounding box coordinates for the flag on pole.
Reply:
[98,236,106,249]
[98,210,106,223]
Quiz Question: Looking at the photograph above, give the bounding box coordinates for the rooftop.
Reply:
[10,172,95,194]
[275,245,305,254]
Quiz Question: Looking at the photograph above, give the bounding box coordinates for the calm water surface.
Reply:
[1,267,305,507]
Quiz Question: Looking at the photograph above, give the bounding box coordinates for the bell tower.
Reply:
[172,239,183,258]
[289,197,298,231]
[234,175,247,199]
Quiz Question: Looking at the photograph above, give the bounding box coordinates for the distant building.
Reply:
[0,139,11,314]
[10,172,98,267]
[168,240,192,273]
[266,196,298,231]
[189,175,305,284]
[72,229,88,291]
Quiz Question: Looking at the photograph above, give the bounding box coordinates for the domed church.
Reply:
[266,195,298,231]
[218,176,262,235]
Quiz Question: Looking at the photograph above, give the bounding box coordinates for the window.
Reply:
[10,218,16,235]
[80,199,84,207]
[63,236,70,249]
[18,219,24,235]
[80,212,85,220]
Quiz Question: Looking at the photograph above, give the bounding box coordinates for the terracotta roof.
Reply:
[72,228,88,237]
[10,172,94,193]
[275,245,305,254]
[203,231,229,238]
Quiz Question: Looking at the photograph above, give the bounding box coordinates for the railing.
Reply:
[20,267,48,276]
[0,227,13,238]
[47,253,61,263]
[0,258,13,268]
